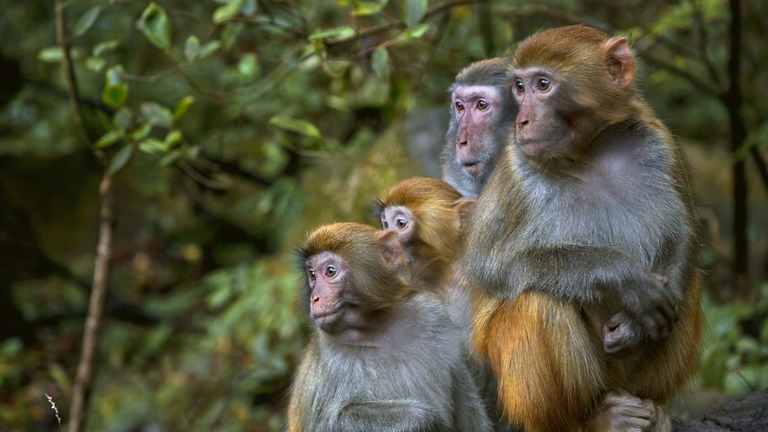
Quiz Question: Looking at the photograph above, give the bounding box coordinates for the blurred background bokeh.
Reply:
[0,0,766,430]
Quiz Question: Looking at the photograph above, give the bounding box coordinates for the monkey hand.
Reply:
[592,389,659,432]
[621,272,676,342]
[603,312,645,356]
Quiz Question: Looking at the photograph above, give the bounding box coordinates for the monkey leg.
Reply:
[482,291,606,431]
[607,277,703,403]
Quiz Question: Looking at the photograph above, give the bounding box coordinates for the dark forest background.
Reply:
[0,0,766,431]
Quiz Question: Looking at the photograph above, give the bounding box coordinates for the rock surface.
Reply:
[674,390,768,431]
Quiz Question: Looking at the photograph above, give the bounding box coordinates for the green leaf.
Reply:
[242,0,257,16]
[74,6,102,38]
[237,53,258,77]
[93,39,120,56]
[38,47,63,63]
[141,102,173,128]
[164,129,183,147]
[102,83,128,108]
[309,26,356,42]
[184,35,200,62]
[138,138,169,153]
[406,22,430,38]
[0,338,22,356]
[199,40,221,58]
[138,2,171,50]
[85,57,106,73]
[173,96,195,120]
[269,116,321,139]
[371,46,389,77]
[113,107,134,131]
[354,1,388,16]
[129,123,152,141]
[404,0,428,27]
[102,67,128,108]
[108,144,134,174]
[95,129,123,148]
[213,0,243,24]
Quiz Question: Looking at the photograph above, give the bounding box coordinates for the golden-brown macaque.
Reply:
[288,223,491,431]
[463,25,703,432]
[376,177,474,295]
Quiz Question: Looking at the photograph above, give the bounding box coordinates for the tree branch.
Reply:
[688,0,724,87]
[56,2,114,431]
[750,147,768,194]
[637,53,720,96]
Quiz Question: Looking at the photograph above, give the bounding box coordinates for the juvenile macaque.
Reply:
[376,177,474,297]
[463,25,703,431]
[288,222,491,432]
[442,58,518,197]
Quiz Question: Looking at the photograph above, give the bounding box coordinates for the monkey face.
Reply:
[380,205,416,243]
[304,251,350,332]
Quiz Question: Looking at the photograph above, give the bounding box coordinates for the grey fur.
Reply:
[289,291,492,432]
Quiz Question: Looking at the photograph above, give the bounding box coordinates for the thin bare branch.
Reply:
[55,0,94,152]
[750,147,768,194]
[638,53,720,96]
[688,0,724,87]
[56,2,115,431]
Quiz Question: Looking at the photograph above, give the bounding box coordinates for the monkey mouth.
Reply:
[462,161,484,176]
[518,140,550,155]
[312,310,342,328]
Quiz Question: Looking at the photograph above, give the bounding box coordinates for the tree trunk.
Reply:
[723,0,750,294]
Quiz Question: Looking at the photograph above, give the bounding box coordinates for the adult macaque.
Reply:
[464,25,703,431]
[288,222,491,432]
[442,57,518,197]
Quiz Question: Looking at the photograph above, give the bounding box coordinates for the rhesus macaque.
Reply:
[288,222,491,432]
[376,177,473,298]
[463,25,703,431]
[442,57,519,198]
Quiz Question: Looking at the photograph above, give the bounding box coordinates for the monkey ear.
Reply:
[377,230,405,271]
[454,198,477,229]
[603,36,635,88]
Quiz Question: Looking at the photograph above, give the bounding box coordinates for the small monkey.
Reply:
[376,177,474,302]
[288,222,491,432]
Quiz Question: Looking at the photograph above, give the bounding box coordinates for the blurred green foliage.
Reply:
[0,0,765,431]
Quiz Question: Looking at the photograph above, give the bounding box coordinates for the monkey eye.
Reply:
[324,266,337,278]
[454,101,465,112]
[476,100,488,110]
[536,77,551,91]
[514,79,524,94]
[396,218,408,229]
[381,219,389,229]
[307,269,316,282]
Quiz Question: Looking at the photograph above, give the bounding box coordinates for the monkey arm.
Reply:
[505,244,677,339]
[338,400,449,431]
[450,362,493,432]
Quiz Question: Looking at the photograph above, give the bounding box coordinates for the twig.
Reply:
[55,1,115,431]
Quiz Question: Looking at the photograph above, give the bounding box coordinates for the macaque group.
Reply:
[287,24,702,432]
